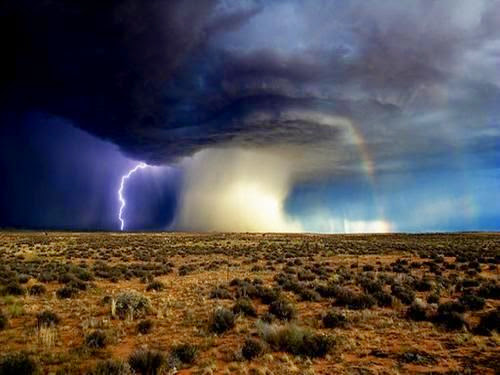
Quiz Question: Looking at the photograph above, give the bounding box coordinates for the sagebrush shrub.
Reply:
[391,285,415,305]
[269,298,296,321]
[372,291,393,307]
[438,301,465,315]
[297,270,316,281]
[67,279,87,291]
[137,319,153,334]
[414,278,433,292]
[171,343,197,364]
[296,286,320,302]
[302,332,332,358]
[209,286,232,300]
[459,294,485,311]
[478,282,500,299]
[427,293,440,304]
[255,286,280,304]
[260,312,275,324]
[360,278,383,294]
[258,322,333,358]
[115,291,151,319]
[233,298,257,317]
[434,308,467,331]
[334,289,375,310]
[85,330,107,349]
[3,282,26,296]
[0,311,7,330]
[89,359,132,375]
[146,280,165,292]
[322,310,347,328]
[474,308,500,336]
[0,352,40,375]
[37,272,57,283]
[17,274,30,284]
[56,286,78,299]
[242,338,264,360]
[28,284,46,296]
[315,283,339,298]
[36,310,60,328]
[128,350,165,375]
[407,300,428,321]
[235,281,258,299]
[209,307,235,334]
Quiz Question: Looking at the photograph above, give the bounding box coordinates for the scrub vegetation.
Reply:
[0,231,498,374]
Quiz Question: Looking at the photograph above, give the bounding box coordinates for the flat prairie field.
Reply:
[0,231,498,374]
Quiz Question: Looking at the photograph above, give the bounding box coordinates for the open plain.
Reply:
[0,231,498,374]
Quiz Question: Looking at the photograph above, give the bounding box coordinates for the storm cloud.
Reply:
[2,0,498,168]
[1,0,499,231]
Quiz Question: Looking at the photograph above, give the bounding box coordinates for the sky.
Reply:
[0,0,499,232]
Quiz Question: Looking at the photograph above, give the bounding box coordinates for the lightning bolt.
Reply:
[118,162,149,231]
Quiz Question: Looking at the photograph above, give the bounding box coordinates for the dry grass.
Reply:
[0,231,498,374]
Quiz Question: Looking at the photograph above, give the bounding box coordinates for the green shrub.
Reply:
[67,278,88,291]
[391,285,415,305]
[334,289,375,310]
[296,286,320,302]
[474,308,500,336]
[209,307,235,334]
[17,274,30,284]
[255,286,280,304]
[89,359,132,375]
[434,310,467,331]
[398,349,437,365]
[128,350,165,375]
[258,323,333,358]
[85,330,107,349]
[36,310,60,327]
[322,310,347,328]
[297,270,316,281]
[37,271,57,283]
[115,291,151,320]
[74,268,94,282]
[438,301,465,315]
[302,332,333,358]
[242,338,264,360]
[56,286,78,299]
[0,311,7,330]
[478,282,500,299]
[372,291,393,307]
[407,300,428,321]
[137,319,153,334]
[427,294,440,304]
[170,343,197,364]
[233,298,257,317]
[146,280,165,292]
[58,272,77,284]
[209,286,232,299]
[459,294,485,311]
[414,278,433,292]
[269,298,296,321]
[315,283,339,298]
[3,282,26,296]
[260,312,275,323]
[360,278,382,294]
[28,284,46,296]
[0,352,40,375]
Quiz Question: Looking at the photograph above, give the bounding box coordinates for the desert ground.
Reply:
[0,231,498,374]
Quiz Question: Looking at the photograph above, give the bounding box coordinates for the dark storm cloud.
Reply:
[2,0,499,173]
